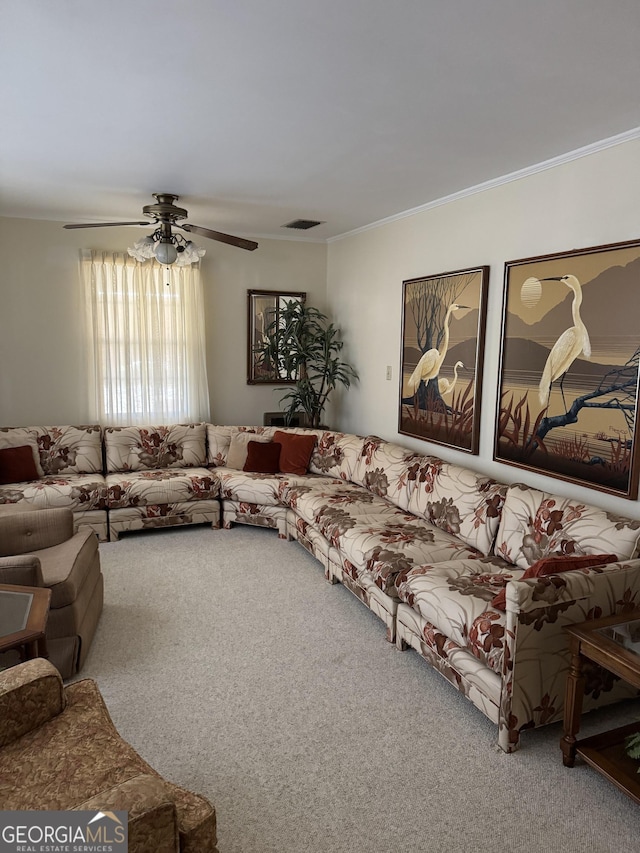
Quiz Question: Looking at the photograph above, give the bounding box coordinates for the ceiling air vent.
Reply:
[282,219,325,230]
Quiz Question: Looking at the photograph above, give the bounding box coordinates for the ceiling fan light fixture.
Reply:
[174,240,206,266]
[128,235,156,262]
[67,193,254,258]
[153,237,178,266]
[129,230,204,266]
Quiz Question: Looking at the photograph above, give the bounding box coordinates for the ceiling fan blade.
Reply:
[181,223,258,251]
[63,221,150,229]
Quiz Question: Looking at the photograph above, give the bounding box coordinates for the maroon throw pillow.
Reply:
[273,430,317,475]
[491,553,619,611]
[524,553,619,578]
[0,445,40,485]
[243,441,282,474]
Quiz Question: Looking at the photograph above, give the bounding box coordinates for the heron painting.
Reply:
[494,238,640,499]
[399,266,489,453]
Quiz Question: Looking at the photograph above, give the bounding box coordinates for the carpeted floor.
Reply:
[79,524,640,853]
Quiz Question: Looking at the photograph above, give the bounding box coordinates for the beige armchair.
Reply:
[0,506,103,678]
[0,659,218,853]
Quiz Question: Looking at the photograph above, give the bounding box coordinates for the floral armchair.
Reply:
[0,659,218,853]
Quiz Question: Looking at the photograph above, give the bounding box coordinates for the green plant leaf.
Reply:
[624,731,640,772]
[256,298,358,427]
[625,731,640,756]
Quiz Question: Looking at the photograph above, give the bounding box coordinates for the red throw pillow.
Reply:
[0,445,40,485]
[273,430,317,475]
[243,441,282,474]
[491,553,619,611]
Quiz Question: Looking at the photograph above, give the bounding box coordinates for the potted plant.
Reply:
[256,299,358,428]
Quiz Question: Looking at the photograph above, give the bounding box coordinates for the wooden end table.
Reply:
[0,583,51,664]
[561,609,640,805]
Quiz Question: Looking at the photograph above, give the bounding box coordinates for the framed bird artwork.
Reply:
[494,237,640,498]
[398,265,489,453]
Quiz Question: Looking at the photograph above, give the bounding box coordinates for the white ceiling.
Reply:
[1,0,639,242]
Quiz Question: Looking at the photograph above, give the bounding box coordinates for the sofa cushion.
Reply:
[396,557,523,673]
[406,458,507,556]
[351,435,428,510]
[286,481,405,535]
[0,446,40,485]
[273,430,317,475]
[494,484,640,569]
[227,432,270,469]
[37,426,104,475]
[216,470,339,508]
[0,430,45,477]
[206,425,276,467]
[308,431,365,481]
[104,424,207,473]
[0,474,107,512]
[337,519,484,595]
[244,440,281,473]
[286,480,484,593]
[106,469,219,508]
[1,426,104,477]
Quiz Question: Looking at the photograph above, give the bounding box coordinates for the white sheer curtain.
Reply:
[82,251,210,425]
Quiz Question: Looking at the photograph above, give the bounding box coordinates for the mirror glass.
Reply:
[247,290,306,384]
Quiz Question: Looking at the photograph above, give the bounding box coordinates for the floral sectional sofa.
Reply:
[0,425,109,539]
[2,422,640,751]
[0,423,220,541]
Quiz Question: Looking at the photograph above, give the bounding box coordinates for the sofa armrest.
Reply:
[0,507,75,556]
[74,775,181,853]
[498,558,640,751]
[0,554,44,587]
[503,558,639,614]
[0,658,66,748]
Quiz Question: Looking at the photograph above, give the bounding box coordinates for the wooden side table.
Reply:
[0,583,51,663]
[562,609,640,805]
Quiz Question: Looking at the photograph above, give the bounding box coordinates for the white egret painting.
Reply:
[495,239,640,498]
[399,266,489,453]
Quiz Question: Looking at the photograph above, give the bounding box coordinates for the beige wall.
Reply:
[2,138,639,517]
[0,217,326,426]
[326,137,640,517]
[202,238,327,424]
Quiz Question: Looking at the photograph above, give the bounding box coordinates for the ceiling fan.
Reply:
[63,193,258,263]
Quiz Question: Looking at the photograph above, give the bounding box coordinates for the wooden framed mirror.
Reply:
[247,290,306,384]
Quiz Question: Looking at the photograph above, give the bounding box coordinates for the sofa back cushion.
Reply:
[494,483,640,568]
[105,423,206,473]
[226,432,271,469]
[244,440,282,473]
[0,445,40,484]
[406,458,507,555]
[273,430,317,475]
[307,431,365,481]
[351,436,431,510]
[206,425,276,467]
[0,430,44,478]
[0,425,103,476]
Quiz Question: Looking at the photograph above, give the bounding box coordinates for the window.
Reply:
[82,251,210,424]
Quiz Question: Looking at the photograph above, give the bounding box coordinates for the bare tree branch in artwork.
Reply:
[534,346,640,446]
[407,273,475,412]
[408,273,474,356]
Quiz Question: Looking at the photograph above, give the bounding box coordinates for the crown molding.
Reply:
[329,126,640,243]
